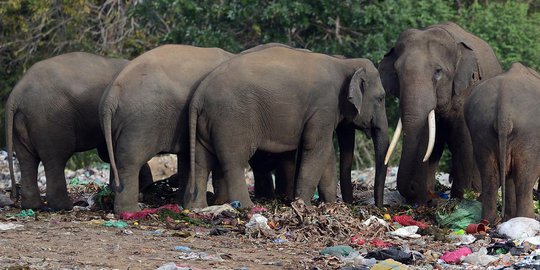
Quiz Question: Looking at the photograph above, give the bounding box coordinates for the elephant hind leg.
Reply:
[184,141,217,209]
[42,156,72,210]
[513,155,539,219]
[15,141,42,209]
[476,149,499,223]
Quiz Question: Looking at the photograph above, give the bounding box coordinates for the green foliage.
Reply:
[1,0,539,171]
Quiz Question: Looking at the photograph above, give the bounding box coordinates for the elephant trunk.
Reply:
[396,83,437,203]
[372,109,389,207]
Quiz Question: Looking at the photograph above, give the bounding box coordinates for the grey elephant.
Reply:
[100,45,235,213]
[184,46,389,209]
[380,22,503,204]
[465,63,540,223]
[5,52,153,210]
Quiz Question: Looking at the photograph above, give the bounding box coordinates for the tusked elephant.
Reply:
[464,63,540,223]
[184,46,389,209]
[380,22,503,204]
[5,52,153,210]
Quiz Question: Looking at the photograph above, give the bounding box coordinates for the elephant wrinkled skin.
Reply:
[465,63,540,223]
[379,22,503,204]
[185,47,389,209]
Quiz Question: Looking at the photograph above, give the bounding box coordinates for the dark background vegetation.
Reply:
[1,0,539,171]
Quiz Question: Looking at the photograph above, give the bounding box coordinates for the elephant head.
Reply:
[379,22,502,204]
[346,62,389,206]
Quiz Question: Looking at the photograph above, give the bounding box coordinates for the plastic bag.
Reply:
[462,247,498,266]
[436,200,482,229]
[497,217,540,240]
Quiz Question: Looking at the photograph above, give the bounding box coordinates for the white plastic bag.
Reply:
[389,225,421,238]
[497,217,540,240]
[462,247,498,266]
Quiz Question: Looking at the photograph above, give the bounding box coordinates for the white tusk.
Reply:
[384,118,402,165]
[423,110,436,162]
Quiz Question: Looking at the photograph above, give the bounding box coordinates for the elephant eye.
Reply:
[377,95,385,103]
[433,67,443,81]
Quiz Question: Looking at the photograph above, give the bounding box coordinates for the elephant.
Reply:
[99,44,235,213]
[184,46,389,209]
[5,52,153,210]
[379,22,503,204]
[464,63,540,223]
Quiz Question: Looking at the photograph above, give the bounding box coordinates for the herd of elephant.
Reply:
[5,22,540,224]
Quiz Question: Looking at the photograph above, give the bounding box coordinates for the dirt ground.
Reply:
[0,155,534,270]
[0,209,319,269]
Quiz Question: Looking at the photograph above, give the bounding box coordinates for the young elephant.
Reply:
[5,52,153,210]
[184,47,389,209]
[464,63,540,223]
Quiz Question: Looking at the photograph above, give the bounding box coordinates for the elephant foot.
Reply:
[47,197,73,211]
[114,202,141,214]
[21,198,44,210]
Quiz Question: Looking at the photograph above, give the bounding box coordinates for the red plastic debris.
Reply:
[440,246,472,264]
[350,234,365,245]
[393,215,429,229]
[120,204,182,220]
[370,238,392,248]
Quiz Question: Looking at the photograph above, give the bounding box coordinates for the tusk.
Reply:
[423,110,436,162]
[384,118,402,165]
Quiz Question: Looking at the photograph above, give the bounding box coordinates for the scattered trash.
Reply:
[15,209,35,218]
[436,200,482,229]
[320,245,355,257]
[245,213,271,233]
[365,247,415,264]
[440,246,472,264]
[449,233,476,245]
[143,229,165,236]
[487,240,524,255]
[370,238,392,248]
[102,220,128,228]
[0,222,23,230]
[156,262,196,270]
[497,217,540,240]
[120,204,182,220]
[465,222,487,234]
[177,251,224,262]
[389,225,421,238]
[371,259,408,270]
[174,246,192,252]
[462,247,498,266]
[230,201,241,209]
[362,216,387,227]
[209,227,229,236]
[393,215,428,229]
[121,229,133,235]
[194,203,238,216]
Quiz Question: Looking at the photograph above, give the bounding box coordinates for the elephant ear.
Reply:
[348,68,366,114]
[453,42,482,96]
[378,48,400,97]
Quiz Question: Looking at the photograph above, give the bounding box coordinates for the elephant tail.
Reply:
[5,98,17,199]
[496,103,512,220]
[188,101,199,198]
[100,95,123,193]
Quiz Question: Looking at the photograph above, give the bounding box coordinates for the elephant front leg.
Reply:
[336,122,355,204]
[448,118,481,198]
[318,147,338,203]
[295,128,334,205]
